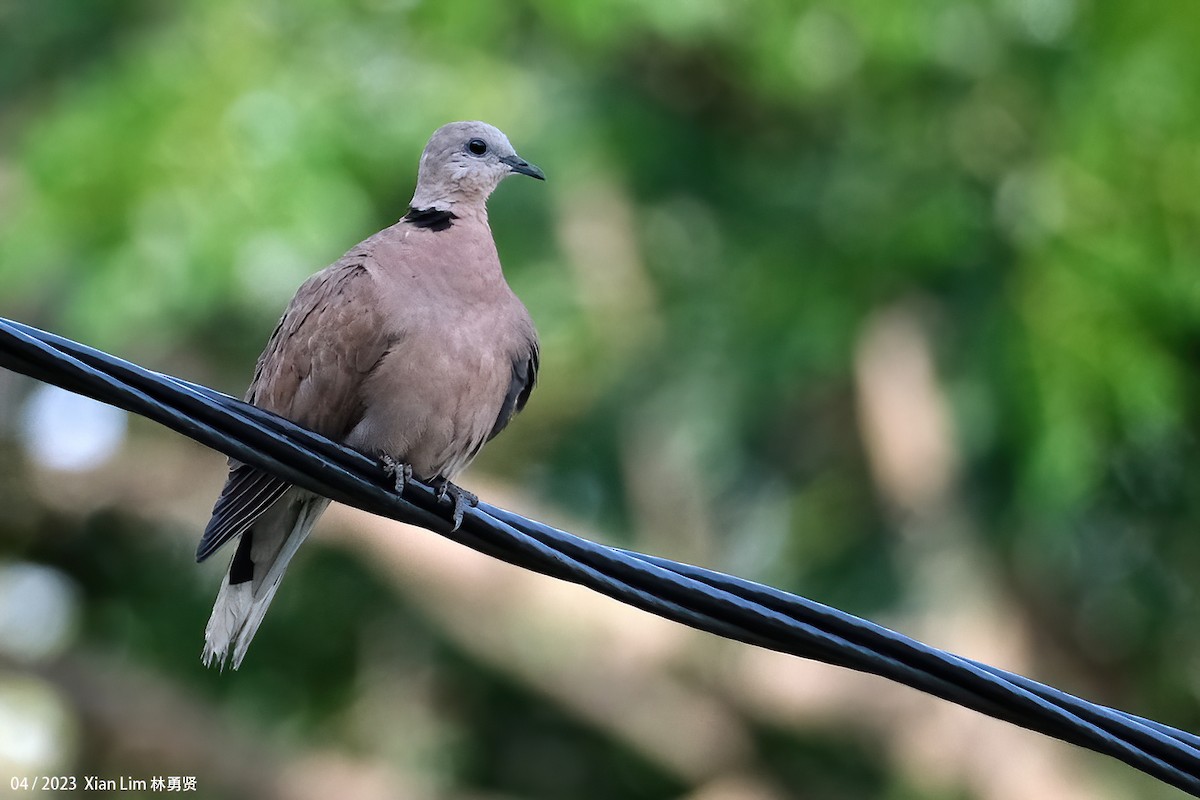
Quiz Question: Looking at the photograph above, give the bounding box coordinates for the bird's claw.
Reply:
[380,454,414,495]
[432,479,478,531]
[382,458,475,530]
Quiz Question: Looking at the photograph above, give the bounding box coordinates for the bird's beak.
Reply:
[500,154,546,181]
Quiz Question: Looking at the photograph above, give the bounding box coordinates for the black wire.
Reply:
[2,317,1199,796]
[608,547,1200,751]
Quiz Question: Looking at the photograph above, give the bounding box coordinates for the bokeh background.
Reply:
[2,1,1200,798]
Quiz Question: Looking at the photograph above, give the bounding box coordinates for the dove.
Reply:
[197,121,544,669]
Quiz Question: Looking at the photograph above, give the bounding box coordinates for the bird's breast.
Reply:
[345,300,524,481]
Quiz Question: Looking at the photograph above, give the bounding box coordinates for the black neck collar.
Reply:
[403,207,457,231]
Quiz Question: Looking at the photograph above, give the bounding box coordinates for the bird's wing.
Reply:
[197,261,390,562]
[487,338,539,442]
[197,464,291,562]
[246,260,390,433]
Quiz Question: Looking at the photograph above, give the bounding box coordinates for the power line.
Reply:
[1,316,1197,796]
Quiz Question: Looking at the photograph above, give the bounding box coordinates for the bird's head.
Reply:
[410,121,544,212]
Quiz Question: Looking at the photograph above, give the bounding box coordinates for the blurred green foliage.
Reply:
[2,0,1200,798]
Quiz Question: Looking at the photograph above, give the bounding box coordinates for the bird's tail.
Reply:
[202,491,330,670]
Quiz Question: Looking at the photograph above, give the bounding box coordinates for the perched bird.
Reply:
[197,121,545,669]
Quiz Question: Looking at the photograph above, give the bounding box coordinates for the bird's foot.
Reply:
[430,478,478,531]
[380,454,414,495]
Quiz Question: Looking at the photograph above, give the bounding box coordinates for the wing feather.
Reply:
[196,465,289,561]
[196,260,391,561]
[487,339,539,442]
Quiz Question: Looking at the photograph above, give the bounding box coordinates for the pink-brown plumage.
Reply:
[199,121,543,669]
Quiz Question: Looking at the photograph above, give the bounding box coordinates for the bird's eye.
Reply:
[467,138,488,156]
